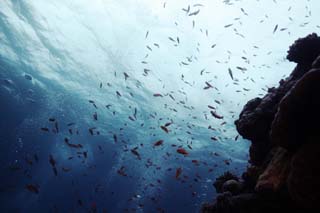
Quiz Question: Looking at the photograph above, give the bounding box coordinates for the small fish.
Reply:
[203,81,213,90]
[124,72,129,80]
[153,140,164,147]
[224,24,233,28]
[177,148,189,156]
[40,127,49,132]
[210,111,223,119]
[273,24,278,34]
[93,112,98,121]
[113,134,118,143]
[228,68,234,80]
[131,147,141,160]
[153,93,163,97]
[25,184,39,194]
[175,167,182,179]
[189,9,200,16]
[160,126,169,133]
[145,31,149,39]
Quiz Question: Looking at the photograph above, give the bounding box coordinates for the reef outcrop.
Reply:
[202,33,320,212]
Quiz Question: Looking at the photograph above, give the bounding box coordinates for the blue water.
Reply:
[0,0,319,212]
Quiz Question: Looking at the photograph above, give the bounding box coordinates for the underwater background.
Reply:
[0,0,319,212]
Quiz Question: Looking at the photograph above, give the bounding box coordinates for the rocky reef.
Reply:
[202,33,320,213]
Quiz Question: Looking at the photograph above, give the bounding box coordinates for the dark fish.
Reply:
[160,126,169,133]
[93,112,98,121]
[153,93,163,97]
[273,24,278,33]
[224,24,233,28]
[124,72,129,80]
[210,111,223,119]
[25,184,39,194]
[153,140,164,147]
[40,127,49,132]
[113,134,118,143]
[203,81,213,90]
[64,138,83,149]
[49,155,58,176]
[131,147,141,160]
[228,68,234,80]
[189,9,200,16]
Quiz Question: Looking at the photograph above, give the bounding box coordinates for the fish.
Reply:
[153,93,163,97]
[175,167,182,179]
[49,155,58,176]
[189,9,200,16]
[210,111,224,119]
[228,68,234,80]
[25,184,39,194]
[211,137,218,141]
[113,134,118,143]
[145,31,149,39]
[177,148,189,156]
[168,37,175,42]
[273,24,278,33]
[160,126,169,133]
[117,166,127,176]
[131,147,141,160]
[182,5,190,13]
[124,72,129,80]
[146,45,152,51]
[40,127,49,132]
[153,140,164,147]
[64,138,83,149]
[203,81,213,90]
[224,24,233,28]
[93,112,98,121]
[62,167,71,172]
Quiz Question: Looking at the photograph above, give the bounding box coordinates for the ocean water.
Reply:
[0,0,319,212]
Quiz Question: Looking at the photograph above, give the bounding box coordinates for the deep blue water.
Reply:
[0,0,319,212]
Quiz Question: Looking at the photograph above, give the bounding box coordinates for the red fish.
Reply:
[153,93,163,97]
[153,140,164,147]
[26,184,39,194]
[177,148,189,156]
[175,167,182,179]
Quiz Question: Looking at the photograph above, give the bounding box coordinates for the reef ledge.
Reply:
[201,33,320,213]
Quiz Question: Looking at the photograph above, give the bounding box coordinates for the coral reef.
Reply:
[202,33,320,212]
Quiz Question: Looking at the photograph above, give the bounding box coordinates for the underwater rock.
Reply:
[271,68,320,151]
[222,180,242,195]
[213,172,239,193]
[287,143,320,209]
[255,147,291,193]
[202,33,320,212]
[312,55,320,68]
[287,33,320,64]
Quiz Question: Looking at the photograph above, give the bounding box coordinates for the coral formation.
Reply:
[202,33,320,212]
